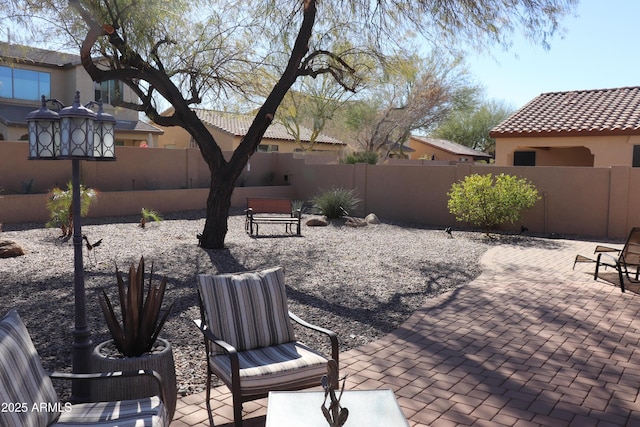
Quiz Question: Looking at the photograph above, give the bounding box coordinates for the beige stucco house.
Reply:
[490,86,640,167]
[156,108,347,153]
[0,42,162,146]
[407,135,493,163]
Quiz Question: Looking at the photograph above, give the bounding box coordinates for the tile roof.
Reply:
[0,103,162,134]
[410,135,492,159]
[0,42,80,68]
[193,109,346,145]
[490,86,640,137]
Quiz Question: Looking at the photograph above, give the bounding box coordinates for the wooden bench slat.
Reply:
[245,198,301,236]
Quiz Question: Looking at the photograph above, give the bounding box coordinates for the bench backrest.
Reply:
[247,198,292,214]
[621,227,640,266]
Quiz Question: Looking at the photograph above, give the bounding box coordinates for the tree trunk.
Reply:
[198,169,236,249]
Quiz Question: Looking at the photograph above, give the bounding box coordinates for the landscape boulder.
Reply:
[365,213,380,224]
[306,218,328,227]
[0,240,25,258]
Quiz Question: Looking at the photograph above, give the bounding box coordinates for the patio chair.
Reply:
[573,227,640,293]
[0,309,169,427]
[194,266,339,427]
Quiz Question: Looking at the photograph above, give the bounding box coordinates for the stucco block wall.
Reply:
[3,140,640,241]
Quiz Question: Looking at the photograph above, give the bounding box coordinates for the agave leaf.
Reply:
[139,282,160,350]
[146,277,167,332]
[99,256,172,357]
[136,257,145,317]
[149,301,173,350]
[140,262,157,339]
[124,262,140,355]
[116,266,127,326]
[98,289,125,353]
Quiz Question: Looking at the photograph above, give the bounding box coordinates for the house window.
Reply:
[257,144,279,152]
[0,66,50,100]
[95,80,123,105]
[633,146,640,167]
[514,151,536,166]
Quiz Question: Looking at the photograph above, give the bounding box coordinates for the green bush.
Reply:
[311,187,361,219]
[447,173,540,234]
[340,151,378,165]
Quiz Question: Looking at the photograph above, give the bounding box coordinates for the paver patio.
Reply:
[171,237,640,426]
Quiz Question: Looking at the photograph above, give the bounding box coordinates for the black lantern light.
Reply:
[25,90,116,404]
[26,91,116,160]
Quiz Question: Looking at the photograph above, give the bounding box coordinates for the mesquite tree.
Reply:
[4,0,577,248]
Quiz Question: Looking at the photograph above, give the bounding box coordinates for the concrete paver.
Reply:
[172,238,640,426]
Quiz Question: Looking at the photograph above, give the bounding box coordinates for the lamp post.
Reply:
[26,91,116,403]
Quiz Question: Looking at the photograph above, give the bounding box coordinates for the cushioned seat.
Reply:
[0,309,168,427]
[195,266,339,427]
[209,341,329,394]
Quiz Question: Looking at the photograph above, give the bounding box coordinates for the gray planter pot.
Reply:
[90,338,177,421]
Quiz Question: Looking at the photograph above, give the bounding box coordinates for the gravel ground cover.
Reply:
[0,210,497,400]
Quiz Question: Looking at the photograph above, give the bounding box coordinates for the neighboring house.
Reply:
[156,108,347,152]
[408,135,493,163]
[490,86,640,167]
[0,42,162,146]
[383,142,416,159]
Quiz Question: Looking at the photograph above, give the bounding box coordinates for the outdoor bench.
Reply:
[245,197,301,236]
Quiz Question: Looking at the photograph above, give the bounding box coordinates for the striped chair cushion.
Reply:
[208,342,328,395]
[53,396,167,426]
[197,267,296,355]
[0,310,60,427]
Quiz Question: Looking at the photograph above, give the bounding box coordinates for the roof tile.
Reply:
[193,109,345,145]
[411,135,492,159]
[491,87,640,137]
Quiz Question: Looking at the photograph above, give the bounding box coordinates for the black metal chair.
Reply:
[194,266,339,427]
[574,227,640,292]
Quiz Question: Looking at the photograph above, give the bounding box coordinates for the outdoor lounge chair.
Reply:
[0,309,169,427]
[194,266,339,427]
[573,227,640,293]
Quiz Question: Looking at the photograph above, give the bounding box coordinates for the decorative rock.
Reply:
[365,213,380,224]
[0,240,24,258]
[306,218,328,227]
[345,217,367,227]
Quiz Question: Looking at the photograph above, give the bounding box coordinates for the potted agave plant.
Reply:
[90,256,177,420]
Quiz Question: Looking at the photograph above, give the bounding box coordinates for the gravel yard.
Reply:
[0,210,494,400]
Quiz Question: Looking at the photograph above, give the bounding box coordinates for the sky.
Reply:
[466,0,640,109]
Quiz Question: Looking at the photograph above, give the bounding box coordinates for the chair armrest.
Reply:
[289,311,339,365]
[193,319,238,356]
[49,370,166,403]
[595,245,620,253]
[293,209,302,219]
[193,319,241,394]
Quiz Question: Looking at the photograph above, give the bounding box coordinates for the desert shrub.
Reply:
[311,187,361,219]
[140,207,163,228]
[340,151,378,165]
[46,181,98,236]
[447,173,540,234]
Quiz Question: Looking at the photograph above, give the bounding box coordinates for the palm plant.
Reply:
[98,256,173,357]
[140,207,163,228]
[46,181,98,237]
